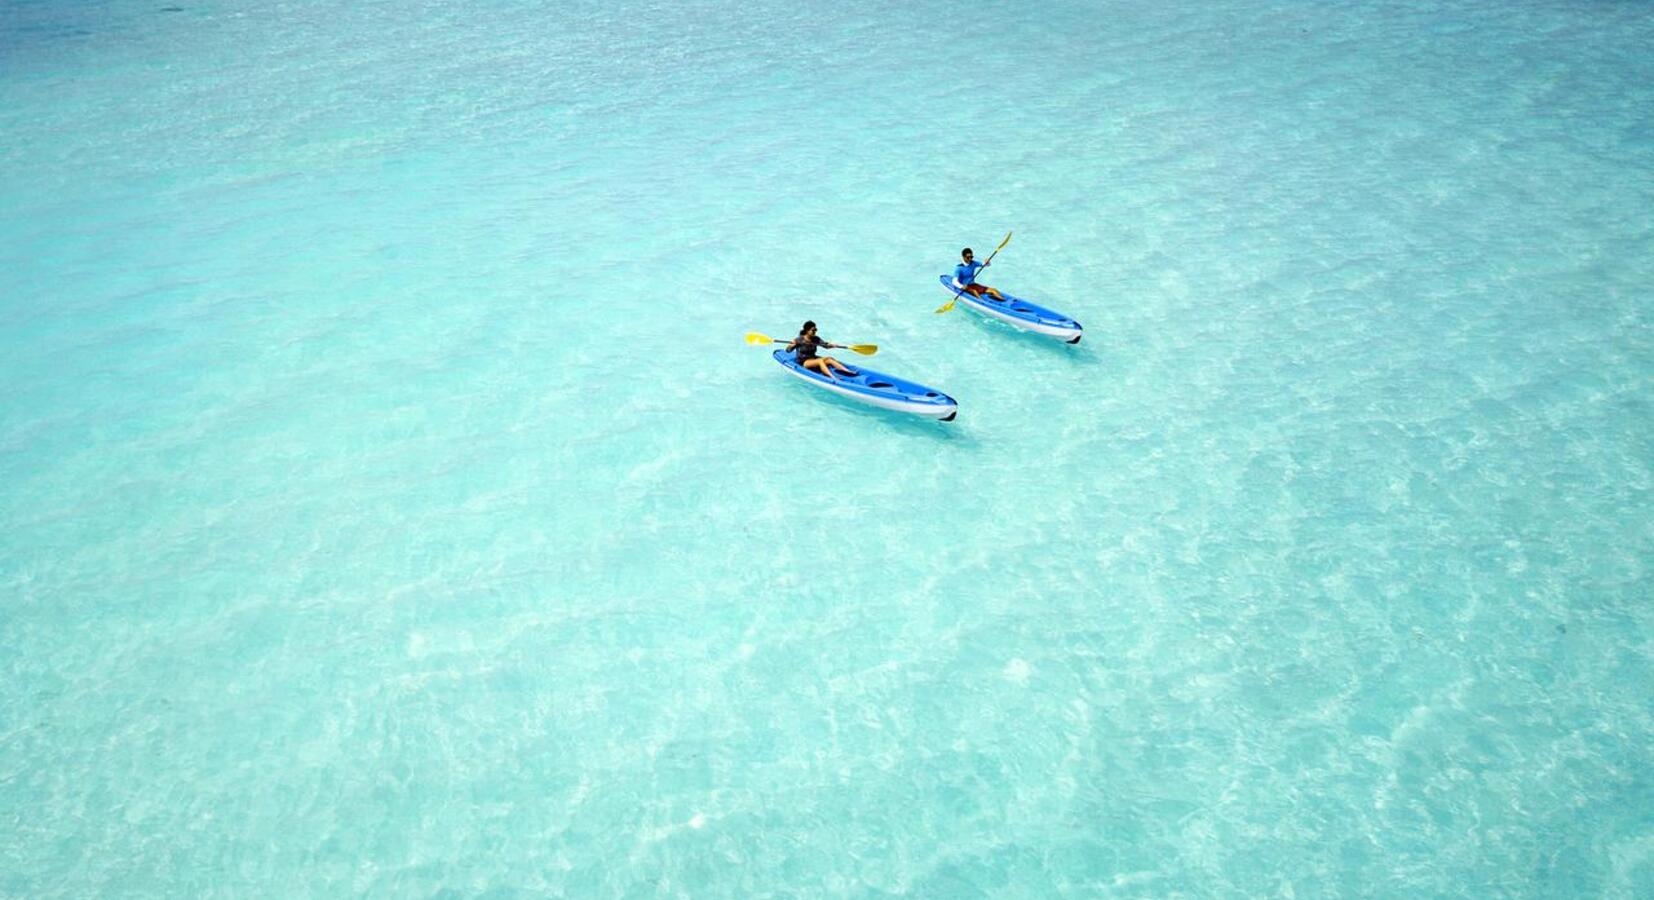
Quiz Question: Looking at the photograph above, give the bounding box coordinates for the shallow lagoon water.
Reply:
[2,0,1651,895]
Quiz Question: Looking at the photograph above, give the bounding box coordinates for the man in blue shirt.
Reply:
[951,247,1005,300]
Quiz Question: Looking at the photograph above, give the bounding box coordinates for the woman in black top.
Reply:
[786,321,857,380]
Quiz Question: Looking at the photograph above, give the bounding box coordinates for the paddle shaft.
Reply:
[773,338,855,353]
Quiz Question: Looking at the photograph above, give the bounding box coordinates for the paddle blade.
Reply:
[847,344,878,356]
[935,299,956,314]
[995,230,1013,252]
[745,332,775,345]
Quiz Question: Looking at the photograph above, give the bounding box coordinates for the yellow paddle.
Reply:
[745,332,878,356]
[936,230,1013,313]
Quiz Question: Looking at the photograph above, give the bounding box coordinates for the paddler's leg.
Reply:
[804,357,837,379]
[826,357,857,378]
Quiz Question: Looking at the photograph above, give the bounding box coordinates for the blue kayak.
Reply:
[772,349,957,420]
[938,275,1082,342]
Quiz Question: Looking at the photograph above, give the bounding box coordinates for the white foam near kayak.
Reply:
[938,275,1083,343]
[772,349,957,420]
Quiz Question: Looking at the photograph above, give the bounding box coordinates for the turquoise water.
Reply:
[3,0,1652,894]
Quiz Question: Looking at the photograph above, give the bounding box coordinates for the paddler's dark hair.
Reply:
[962,247,973,256]
[800,320,816,335]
